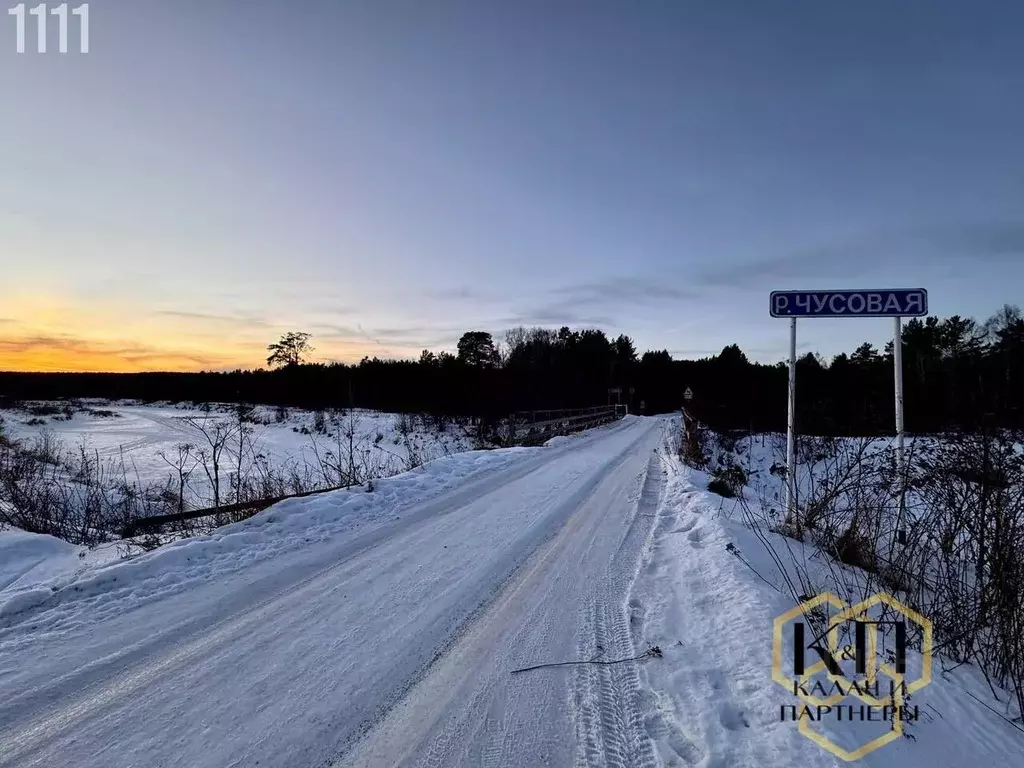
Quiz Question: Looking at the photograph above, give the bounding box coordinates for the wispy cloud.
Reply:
[696,242,890,290]
[939,221,1024,260]
[424,287,501,303]
[490,277,694,332]
[0,334,230,372]
[307,322,361,338]
[156,310,275,328]
[496,308,617,328]
[552,278,697,306]
[309,322,461,350]
[696,220,1024,290]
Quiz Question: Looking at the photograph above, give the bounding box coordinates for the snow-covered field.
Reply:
[1,400,474,483]
[0,415,1020,767]
[0,400,474,512]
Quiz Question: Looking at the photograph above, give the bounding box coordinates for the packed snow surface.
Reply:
[1,415,1021,768]
[0,417,663,767]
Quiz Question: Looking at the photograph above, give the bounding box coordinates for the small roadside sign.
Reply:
[683,388,694,401]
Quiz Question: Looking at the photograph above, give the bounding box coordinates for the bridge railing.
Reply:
[507,404,624,446]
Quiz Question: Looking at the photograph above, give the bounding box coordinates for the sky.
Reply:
[1,0,1022,372]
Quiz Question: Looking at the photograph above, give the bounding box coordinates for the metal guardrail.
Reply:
[509,405,623,446]
[121,483,346,537]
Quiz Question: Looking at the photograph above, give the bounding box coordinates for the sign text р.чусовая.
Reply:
[770,289,928,319]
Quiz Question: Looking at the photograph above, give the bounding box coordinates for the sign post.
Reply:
[787,318,797,518]
[893,317,905,475]
[769,289,928,521]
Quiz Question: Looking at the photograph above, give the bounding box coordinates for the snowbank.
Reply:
[0,528,82,594]
[0,529,123,619]
[0,443,538,637]
[629,420,1024,767]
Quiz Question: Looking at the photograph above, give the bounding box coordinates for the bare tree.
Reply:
[158,442,198,515]
[229,404,259,503]
[183,415,239,509]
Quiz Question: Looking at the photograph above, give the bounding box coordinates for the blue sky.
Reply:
[1,0,1022,370]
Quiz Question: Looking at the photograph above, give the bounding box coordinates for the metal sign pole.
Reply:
[786,317,797,519]
[893,315,908,544]
[893,316,905,474]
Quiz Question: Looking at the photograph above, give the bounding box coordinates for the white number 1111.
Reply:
[8,3,89,53]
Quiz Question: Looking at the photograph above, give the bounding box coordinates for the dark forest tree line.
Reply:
[1,305,1021,436]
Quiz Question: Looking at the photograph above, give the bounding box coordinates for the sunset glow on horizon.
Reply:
[0,295,409,372]
[2,1,1021,373]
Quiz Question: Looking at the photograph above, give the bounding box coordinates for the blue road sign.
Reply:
[770,289,928,318]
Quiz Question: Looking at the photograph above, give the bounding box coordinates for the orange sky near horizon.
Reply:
[0,296,397,373]
[0,329,401,373]
[0,335,241,373]
[0,296,241,372]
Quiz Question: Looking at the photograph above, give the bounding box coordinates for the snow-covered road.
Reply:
[0,416,665,768]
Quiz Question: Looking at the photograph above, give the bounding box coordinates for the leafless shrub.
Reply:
[396,412,416,437]
[711,414,1024,721]
[708,463,747,498]
[907,427,1024,716]
[403,434,424,471]
[182,414,240,509]
[0,409,465,552]
[26,403,62,417]
[25,431,62,465]
[312,410,328,435]
[423,412,451,433]
[158,443,199,515]
[680,409,708,468]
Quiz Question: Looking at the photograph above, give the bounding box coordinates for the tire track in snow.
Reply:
[6,449,601,754]
[572,452,664,768]
[337,422,665,768]
[0,418,658,768]
[331,425,658,762]
[0,431,624,764]
[0,417,637,637]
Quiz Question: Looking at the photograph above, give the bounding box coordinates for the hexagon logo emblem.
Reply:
[772,591,933,761]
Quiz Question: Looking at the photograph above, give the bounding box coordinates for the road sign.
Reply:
[683,388,693,401]
[771,287,929,522]
[770,289,927,318]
